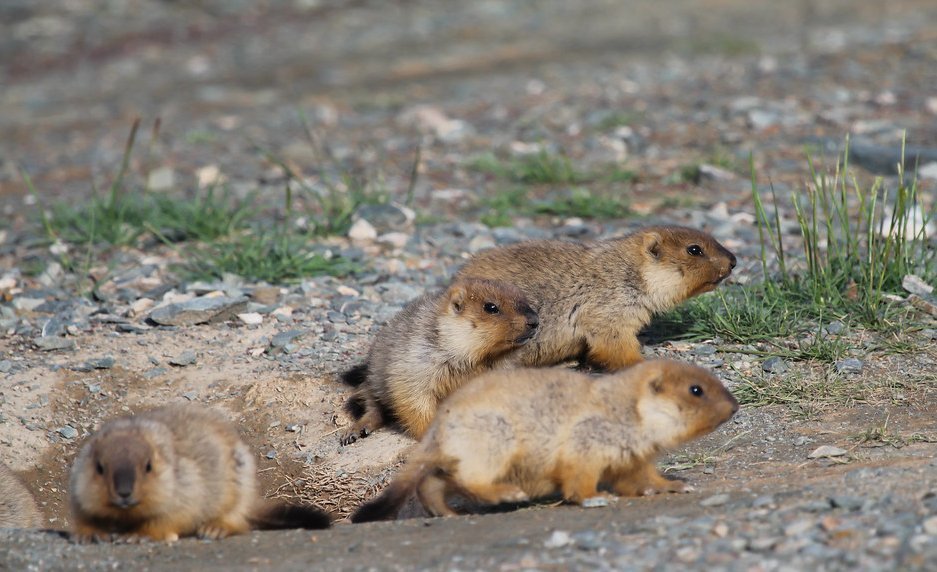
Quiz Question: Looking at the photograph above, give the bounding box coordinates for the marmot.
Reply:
[69,403,330,543]
[351,359,738,522]
[0,461,42,529]
[340,278,539,444]
[455,226,736,370]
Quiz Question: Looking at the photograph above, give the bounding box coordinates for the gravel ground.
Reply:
[1,0,936,569]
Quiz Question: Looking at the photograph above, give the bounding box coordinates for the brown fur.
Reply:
[69,403,330,543]
[0,461,42,529]
[455,226,736,370]
[351,359,738,522]
[339,278,538,443]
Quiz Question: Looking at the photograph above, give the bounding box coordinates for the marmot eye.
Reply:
[483,303,500,314]
[690,385,704,397]
[687,245,704,257]
[145,461,152,473]
[96,462,104,475]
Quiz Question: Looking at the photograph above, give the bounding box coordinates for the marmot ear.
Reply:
[643,232,662,259]
[449,285,466,314]
[649,375,663,393]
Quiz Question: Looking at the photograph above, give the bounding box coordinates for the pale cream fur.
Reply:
[351,359,739,522]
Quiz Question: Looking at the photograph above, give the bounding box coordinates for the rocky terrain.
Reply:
[1,0,936,569]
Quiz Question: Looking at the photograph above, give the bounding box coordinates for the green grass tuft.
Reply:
[468,151,590,185]
[185,232,359,283]
[479,186,630,227]
[48,187,251,246]
[686,140,934,349]
[531,188,630,219]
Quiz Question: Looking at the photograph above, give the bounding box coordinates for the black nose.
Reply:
[525,311,539,330]
[728,252,737,270]
[113,466,136,499]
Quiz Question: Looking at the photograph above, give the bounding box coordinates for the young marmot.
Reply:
[340,278,539,444]
[351,359,738,522]
[69,403,330,543]
[455,226,736,370]
[0,461,42,529]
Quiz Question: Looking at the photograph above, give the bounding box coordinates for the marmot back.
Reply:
[352,359,738,522]
[0,461,42,529]
[456,226,736,370]
[69,403,330,543]
[339,278,538,443]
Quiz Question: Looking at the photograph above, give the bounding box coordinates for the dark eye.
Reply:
[483,303,500,314]
[690,385,704,397]
[96,462,104,475]
[687,245,703,256]
[145,461,152,473]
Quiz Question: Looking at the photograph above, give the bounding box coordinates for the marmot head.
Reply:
[439,278,539,359]
[639,226,737,300]
[70,418,176,524]
[631,360,738,448]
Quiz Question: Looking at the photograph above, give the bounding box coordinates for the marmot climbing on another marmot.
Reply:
[351,359,738,522]
[0,461,42,529]
[455,226,736,370]
[340,278,539,444]
[69,403,330,543]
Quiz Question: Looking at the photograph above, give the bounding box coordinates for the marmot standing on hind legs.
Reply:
[351,359,739,522]
[455,225,736,370]
[340,278,539,444]
[0,461,42,529]
[69,403,331,543]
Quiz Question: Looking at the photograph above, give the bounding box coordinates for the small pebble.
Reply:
[581,496,610,508]
[237,312,264,326]
[808,445,848,459]
[86,356,115,369]
[752,495,776,508]
[834,358,863,374]
[749,537,780,551]
[57,426,78,440]
[829,496,864,511]
[0,360,12,373]
[270,329,307,350]
[693,344,718,356]
[823,321,845,335]
[762,356,788,374]
[784,519,815,537]
[700,493,730,507]
[169,350,197,367]
[921,516,937,535]
[265,450,277,460]
[571,530,602,550]
[544,530,572,549]
[34,337,76,351]
[142,367,168,379]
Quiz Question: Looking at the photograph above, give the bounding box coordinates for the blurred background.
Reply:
[1,0,936,211]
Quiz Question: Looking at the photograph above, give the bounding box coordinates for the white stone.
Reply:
[336,285,360,297]
[348,218,377,242]
[807,445,848,459]
[919,162,937,181]
[923,516,937,535]
[128,298,155,318]
[147,167,175,192]
[543,530,572,548]
[271,306,293,318]
[196,165,225,188]
[377,232,410,249]
[903,274,934,296]
[237,312,264,326]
